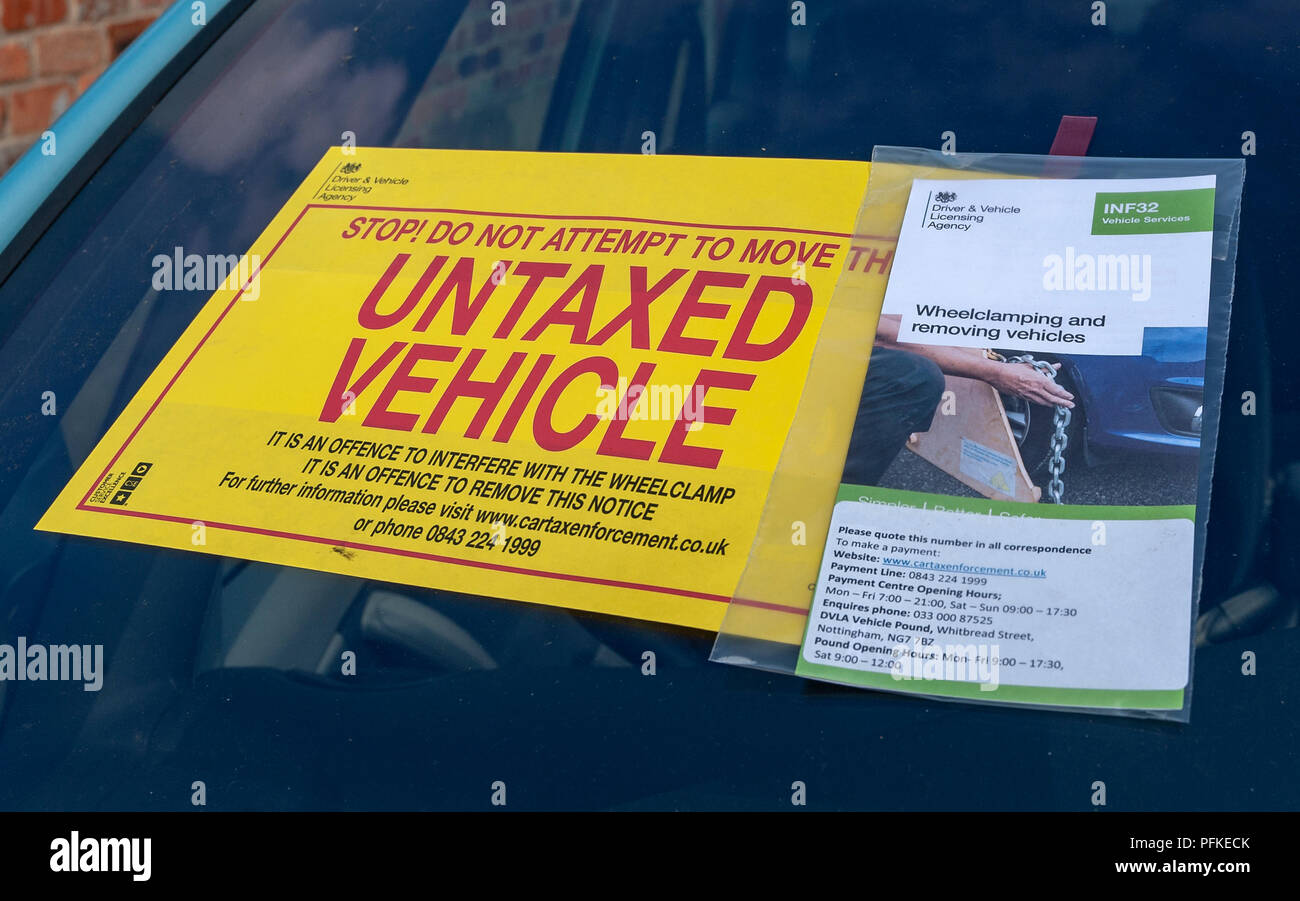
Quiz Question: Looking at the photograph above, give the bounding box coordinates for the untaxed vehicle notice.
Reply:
[37,148,870,630]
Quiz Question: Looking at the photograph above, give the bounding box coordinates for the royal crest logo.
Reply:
[935,190,957,203]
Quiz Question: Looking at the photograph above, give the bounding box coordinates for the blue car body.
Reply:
[1058,326,1206,457]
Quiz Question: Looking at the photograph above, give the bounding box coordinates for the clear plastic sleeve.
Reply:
[710,146,1245,721]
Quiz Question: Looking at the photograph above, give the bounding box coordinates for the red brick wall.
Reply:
[0,0,167,173]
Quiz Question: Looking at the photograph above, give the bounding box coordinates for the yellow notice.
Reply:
[38,149,870,630]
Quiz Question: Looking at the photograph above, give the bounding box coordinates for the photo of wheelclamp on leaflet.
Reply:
[847,313,1205,507]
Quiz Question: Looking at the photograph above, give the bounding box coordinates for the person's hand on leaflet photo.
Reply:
[983,359,1076,408]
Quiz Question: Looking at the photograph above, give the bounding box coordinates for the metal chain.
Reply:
[1005,355,1071,504]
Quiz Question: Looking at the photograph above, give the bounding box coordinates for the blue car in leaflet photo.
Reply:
[1070,326,1207,456]
[1002,326,1206,473]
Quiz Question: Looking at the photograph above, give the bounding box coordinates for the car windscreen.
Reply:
[0,0,1295,810]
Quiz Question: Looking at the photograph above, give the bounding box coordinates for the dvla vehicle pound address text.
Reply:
[802,500,1193,693]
